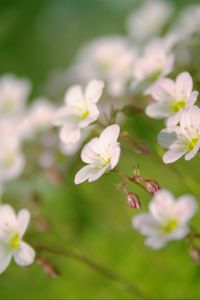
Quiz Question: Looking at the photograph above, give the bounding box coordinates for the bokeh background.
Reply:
[1,0,200,298]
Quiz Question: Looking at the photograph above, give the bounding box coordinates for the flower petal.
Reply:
[109,144,121,169]
[145,102,170,119]
[132,213,158,236]
[176,72,193,99]
[81,138,99,164]
[64,85,84,107]
[17,209,30,238]
[185,141,200,161]
[157,127,180,148]
[0,205,17,239]
[163,148,186,163]
[175,195,197,223]
[85,79,104,104]
[145,236,167,249]
[99,124,120,149]
[59,124,81,145]
[180,105,200,130]
[74,165,94,184]
[165,110,182,127]
[187,91,199,105]
[0,245,12,273]
[13,241,35,267]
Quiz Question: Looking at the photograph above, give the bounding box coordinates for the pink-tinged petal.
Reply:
[165,110,182,127]
[85,80,104,104]
[0,205,17,239]
[59,125,81,145]
[145,102,170,119]
[74,165,94,184]
[0,245,12,273]
[187,91,199,105]
[17,209,30,238]
[175,195,197,223]
[176,72,193,99]
[150,78,175,101]
[52,107,72,126]
[81,138,99,164]
[99,124,120,148]
[163,148,186,163]
[185,141,200,161]
[13,241,35,267]
[145,236,167,250]
[64,85,84,106]
[149,189,175,222]
[180,105,200,130]
[132,213,158,236]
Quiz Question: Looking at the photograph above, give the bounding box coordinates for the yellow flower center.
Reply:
[187,137,199,151]
[2,100,16,113]
[170,99,186,113]
[162,219,178,234]
[10,233,20,249]
[82,110,89,119]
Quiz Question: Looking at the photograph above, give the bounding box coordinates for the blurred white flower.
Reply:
[0,74,31,118]
[0,136,25,183]
[127,0,173,42]
[0,204,35,273]
[75,124,120,184]
[158,106,200,163]
[20,98,55,139]
[53,79,104,145]
[145,72,198,126]
[133,189,197,249]
[70,36,137,96]
[132,38,174,89]
[60,130,90,156]
[172,4,200,41]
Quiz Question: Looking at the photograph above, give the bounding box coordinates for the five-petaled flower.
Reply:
[75,124,121,184]
[132,189,197,249]
[145,72,199,126]
[53,79,104,145]
[0,204,35,273]
[158,105,200,163]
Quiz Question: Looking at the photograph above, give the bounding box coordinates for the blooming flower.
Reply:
[132,189,197,249]
[145,72,198,126]
[132,38,174,90]
[127,0,173,42]
[0,204,35,273]
[70,36,136,96]
[0,74,31,118]
[158,105,200,163]
[75,124,121,184]
[53,79,104,145]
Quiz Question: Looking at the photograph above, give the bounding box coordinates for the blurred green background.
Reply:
[1,0,200,299]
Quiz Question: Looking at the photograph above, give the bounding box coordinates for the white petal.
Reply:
[163,148,186,163]
[79,104,99,128]
[109,144,121,169]
[157,127,180,148]
[145,236,167,249]
[187,91,199,105]
[145,102,170,119]
[99,124,120,149]
[149,189,175,223]
[88,166,108,182]
[165,110,182,127]
[176,72,193,99]
[148,78,175,101]
[74,165,94,184]
[0,205,17,239]
[175,195,197,223]
[180,105,200,130]
[0,245,12,273]
[168,227,189,240]
[13,241,35,267]
[64,85,84,106]
[81,138,99,164]
[52,107,72,126]
[185,141,200,160]
[85,79,104,104]
[59,125,81,145]
[17,209,30,238]
[132,213,158,236]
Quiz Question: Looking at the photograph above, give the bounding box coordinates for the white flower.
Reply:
[145,72,198,126]
[0,74,31,118]
[0,204,35,273]
[127,0,173,42]
[0,135,25,183]
[70,36,137,96]
[132,189,197,249]
[53,79,104,145]
[158,106,200,163]
[132,38,174,89]
[75,124,121,184]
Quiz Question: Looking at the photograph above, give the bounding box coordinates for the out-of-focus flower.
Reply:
[75,124,120,184]
[60,130,89,156]
[132,189,197,249]
[70,36,137,96]
[0,74,31,118]
[131,38,174,90]
[145,72,198,126]
[53,79,104,146]
[0,136,25,183]
[158,106,200,163]
[172,4,200,41]
[0,204,35,273]
[20,98,55,139]
[127,0,173,42]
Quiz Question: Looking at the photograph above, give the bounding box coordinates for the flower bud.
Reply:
[189,247,200,264]
[144,179,160,194]
[37,257,60,278]
[126,192,141,209]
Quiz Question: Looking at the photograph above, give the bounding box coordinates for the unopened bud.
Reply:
[144,180,160,194]
[126,192,141,209]
[37,257,60,278]
[189,247,200,264]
